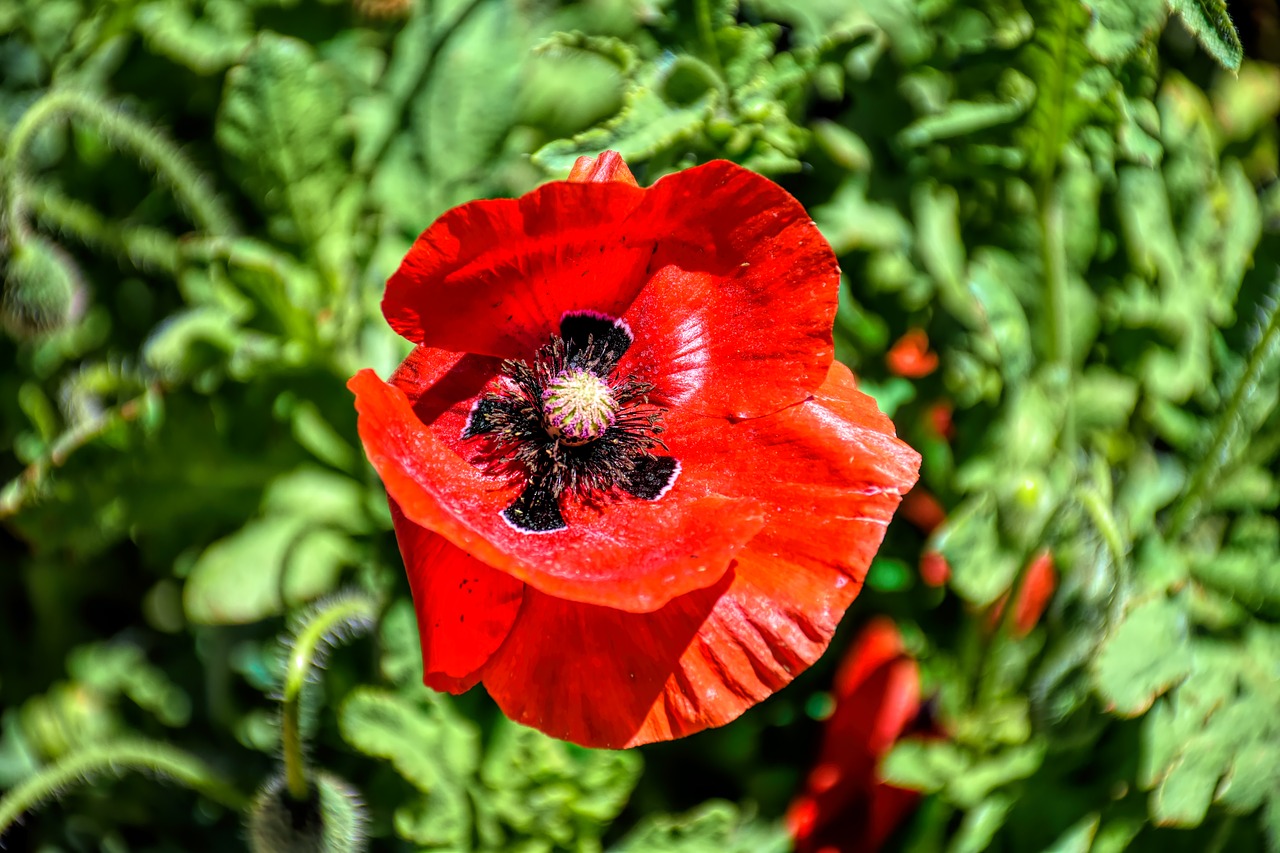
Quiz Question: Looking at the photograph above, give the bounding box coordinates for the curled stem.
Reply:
[280,594,378,801]
[27,185,183,274]
[0,738,249,838]
[3,89,235,243]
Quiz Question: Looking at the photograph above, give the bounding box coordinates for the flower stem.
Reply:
[0,387,160,519]
[2,89,234,243]
[280,594,378,801]
[1040,186,1076,457]
[693,0,725,78]
[0,739,249,838]
[1168,288,1280,538]
[1079,486,1124,570]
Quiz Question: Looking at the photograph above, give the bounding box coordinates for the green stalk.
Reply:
[1168,291,1280,537]
[0,739,249,837]
[3,89,234,242]
[693,0,726,79]
[280,595,378,801]
[1040,186,1076,456]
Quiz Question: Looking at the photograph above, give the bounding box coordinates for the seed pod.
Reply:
[2,234,86,338]
[246,771,367,853]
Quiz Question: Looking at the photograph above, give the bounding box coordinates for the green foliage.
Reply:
[337,602,645,850]
[1,0,1276,850]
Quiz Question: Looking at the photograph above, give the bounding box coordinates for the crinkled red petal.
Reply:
[567,151,639,186]
[382,179,650,358]
[384,160,839,419]
[789,619,922,853]
[478,364,920,748]
[616,160,840,418]
[390,501,523,693]
[349,368,767,612]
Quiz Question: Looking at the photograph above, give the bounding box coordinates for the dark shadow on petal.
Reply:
[400,351,501,426]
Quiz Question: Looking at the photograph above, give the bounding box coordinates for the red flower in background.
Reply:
[899,489,945,535]
[349,151,920,748]
[788,619,927,853]
[988,550,1057,637]
[918,550,951,588]
[885,329,938,379]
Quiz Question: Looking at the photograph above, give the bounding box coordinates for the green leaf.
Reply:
[1082,0,1167,64]
[1042,815,1099,853]
[1092,596,1192,717]
[339,687,480,789]
[479,720,642,846]
[216,33,354,249]
[948,743,1046,808]
[949,794,1013,853]
[898,69,1035,147]
[339,687,479,844]
[134,0,253,75]
[881,739,973,794]
[182,516,356,625]
[610,801,789,853]
[933,494,1020,607]
[1167,0,1244,71]
[533,62,717,173]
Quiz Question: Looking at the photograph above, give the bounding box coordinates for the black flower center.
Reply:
[462,311,680,533]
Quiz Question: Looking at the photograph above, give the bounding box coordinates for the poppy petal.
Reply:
[391,502,523,693]
[567,150,639,186]
[616,160,841,418]
[480,364,920,748]
[385,160,838,419]
[349,368,768,613]
[668,361,920,583]
[382,180,650,359]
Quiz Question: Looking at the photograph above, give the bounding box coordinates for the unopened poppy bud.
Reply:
[900,489,946,534]
[2,235,86,338]
[247,771,367,853]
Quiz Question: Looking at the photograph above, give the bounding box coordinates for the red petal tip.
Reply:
[567,151,639,186]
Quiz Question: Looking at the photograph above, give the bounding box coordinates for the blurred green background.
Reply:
[2,0,1280,849]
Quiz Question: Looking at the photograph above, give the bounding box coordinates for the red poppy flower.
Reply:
[925,400,953,440]
[988,550,1057,637]
[348,151,921,748]
[788,619,926,853]
[918,550,951,588]
[899,488,945,535]
[885,329,938,379]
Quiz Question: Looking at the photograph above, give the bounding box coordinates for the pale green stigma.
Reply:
[541,368,618,446]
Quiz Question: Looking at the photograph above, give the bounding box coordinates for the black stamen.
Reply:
[502,482,566,533]
[464,321,674,533]
[464,396,510,438]
[622,456,681,500]
[560,311,633,371]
